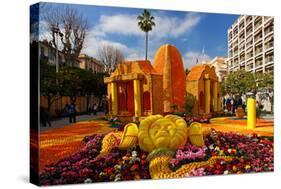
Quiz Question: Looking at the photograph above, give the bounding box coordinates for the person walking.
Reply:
[92,103,98,116]
[231,97,235,114]
[68,102,77,123]
[40,106,52,127]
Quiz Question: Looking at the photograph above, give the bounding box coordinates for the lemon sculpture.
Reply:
[138,114,188,152]
[119,123,139,150]
[97,115,233,179]
[188,122,205,147]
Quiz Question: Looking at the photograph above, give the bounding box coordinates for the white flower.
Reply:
[224,170,229,175]
[208,144,214,150]
[84,178,92,183]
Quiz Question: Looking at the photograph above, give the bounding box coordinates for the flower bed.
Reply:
[184,115,210,125]
[39,134,150,185]
[39,129,273,185]
[186,130,274,176]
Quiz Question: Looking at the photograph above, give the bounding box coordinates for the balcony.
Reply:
[255,47,263,55]
[246,16,253,25]
[246,40,253,48]
[264,26,274,37]
[266,56,273,64]
[264,16,273,24]
[255,61,263,68]
[246,28,253,36]
[265,41,274,51]
[254,18,262,29]
[254,33,263,43]
[246,63,253,70]
[239,46,245,52]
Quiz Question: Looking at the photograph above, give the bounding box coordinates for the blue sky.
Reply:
[39,2,239,68]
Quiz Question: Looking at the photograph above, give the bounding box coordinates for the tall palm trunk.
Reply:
[145,32,148,60]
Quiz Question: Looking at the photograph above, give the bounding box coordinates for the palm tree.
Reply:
[137,9,155,60]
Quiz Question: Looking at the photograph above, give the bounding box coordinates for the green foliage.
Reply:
[170,104,178,112]
[184,93,195,115]
[137,9,156,60]
[137,9,156,33]
[40,63,107,110]
[256,72,273,91]
[221,70,256,95]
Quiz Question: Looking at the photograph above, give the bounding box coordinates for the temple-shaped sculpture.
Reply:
[104,44,221,119]
[186,64,220,115]
[104,60,164,118]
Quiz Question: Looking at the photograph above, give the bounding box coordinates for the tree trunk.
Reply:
[145,32,148,60]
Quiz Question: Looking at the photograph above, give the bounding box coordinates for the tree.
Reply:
[221,70,256,96]
[45,6,89,67]
[184,93,195,115]
[97,44,125,73]
[40,61,62,111]
[137,9,155,60]
[256,72,274,113]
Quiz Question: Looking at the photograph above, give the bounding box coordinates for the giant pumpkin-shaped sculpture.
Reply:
[138,114,188,152]
[153,44,186,113]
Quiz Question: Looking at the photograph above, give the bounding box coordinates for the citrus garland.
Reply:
[99,132,234,179]
[147,148,233,179]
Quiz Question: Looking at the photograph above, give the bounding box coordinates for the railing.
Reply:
[266,56,274,63]
[255,48,263,54]
[265,41,274,49]
[265,27,273,35]
[255,60,263,67]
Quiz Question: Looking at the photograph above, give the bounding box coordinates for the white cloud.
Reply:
[93,12,201,39]
[94,14,142,36]
[183,51,211,69]
[82,30,145,61]
[151,13,201,39]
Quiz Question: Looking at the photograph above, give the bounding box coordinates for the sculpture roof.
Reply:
[111,60,159,76]
[187,64,217,81]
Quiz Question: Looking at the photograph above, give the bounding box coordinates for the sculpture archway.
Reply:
[143,91,151,112]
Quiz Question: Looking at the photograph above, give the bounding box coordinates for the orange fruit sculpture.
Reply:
[153,44,186,113]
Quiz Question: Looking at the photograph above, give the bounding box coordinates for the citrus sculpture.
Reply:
[98,115,234,179]
[138,114,188,152]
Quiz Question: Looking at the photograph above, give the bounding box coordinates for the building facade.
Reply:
[207,56,227,82]
[39,40,67,66]
[227,15,274,73]
[78,54,104,73]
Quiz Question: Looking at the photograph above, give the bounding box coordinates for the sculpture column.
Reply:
[204,78,210,114]
[213,82,218,112]
[111,82,118,115]
[133,79,141,117]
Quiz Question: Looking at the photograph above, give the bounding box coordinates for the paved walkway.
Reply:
[40,112,105,131]
[202,116,274,136]
[38,118,114,172]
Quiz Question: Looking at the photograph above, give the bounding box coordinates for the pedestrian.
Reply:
[40,106,52,127]
[64,103,70,116]
[68,102,77,123]
[92,103,98,115]
[230,97,235,114]
[226,97,231,112]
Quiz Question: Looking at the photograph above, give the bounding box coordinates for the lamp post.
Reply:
[51,23,63,114]
[51,23,62,73]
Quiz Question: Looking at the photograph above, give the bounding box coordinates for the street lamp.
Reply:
[51,23,63,114]
[51,23,63,73]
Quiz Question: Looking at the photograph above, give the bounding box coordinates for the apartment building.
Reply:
[227,15,274,73]
[78,54,104,73]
